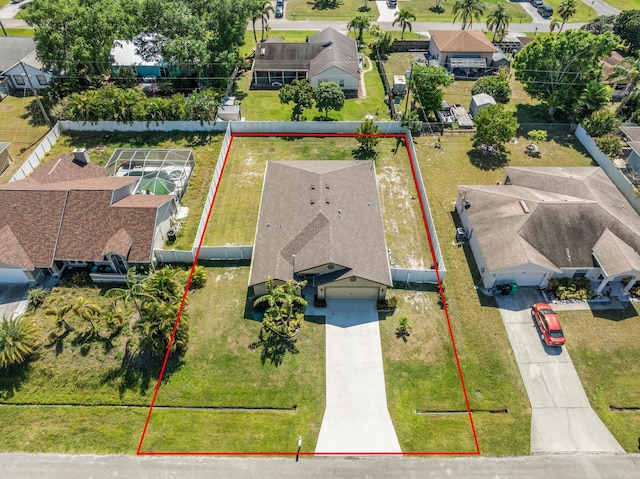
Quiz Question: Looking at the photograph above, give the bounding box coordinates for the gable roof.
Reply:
[429,30,497,54]
[459,167,640,274]
[0,155,173,269]
[0,37,37,73]
[249,161,392,288]
[252,28,359,78]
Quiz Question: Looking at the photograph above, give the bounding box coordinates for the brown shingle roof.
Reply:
[429,30,497,54]
[28,153,107,184]
[249,161,392,288]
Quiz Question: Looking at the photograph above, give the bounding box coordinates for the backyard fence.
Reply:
[10,122,61,182]
[391,268,439,284]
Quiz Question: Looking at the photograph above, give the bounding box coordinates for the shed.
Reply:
[470,93,496,117]
[0,142,11,175]
[392,75,406,96]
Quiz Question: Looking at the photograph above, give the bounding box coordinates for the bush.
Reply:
[527,130,548,143]
[27,287,50,311]
[189,265,208,289]
[596,133,624,158]
[471,68,511,103]
[377,296,397,311]
[395,316,412,342]
[547,277,596,300]
[582,109,620,137]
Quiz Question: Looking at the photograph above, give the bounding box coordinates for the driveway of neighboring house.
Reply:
[496,288,624,454]
[0,0,31,20]
[0,283,29,319]
[375,1,399,23]
[313,299,401,454]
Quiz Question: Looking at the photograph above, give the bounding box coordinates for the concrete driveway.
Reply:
[496,288,623,454]
[0,283,29,319]
[314,300,401,454]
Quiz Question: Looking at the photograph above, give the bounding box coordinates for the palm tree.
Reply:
[392,8,417,41]
[71,297,101,337]
[609,56,640,116]
[0,315,39,368]
[347,16,370,45]
[486,3,511,41]
[253,278,308,337]
[549,17,561,33]
[258,0,274,42]
[452,0,486,30]
[105,268,157,318]
[251,0,271,45]
[556,0,578,33]
[145,266,182,301]
[136,301,188,357]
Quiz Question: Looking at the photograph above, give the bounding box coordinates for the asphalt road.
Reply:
[2,452,640,478]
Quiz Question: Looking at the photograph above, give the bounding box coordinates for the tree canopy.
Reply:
[472,104,519,148]
[512,30,619,119]
[314,82,345,119]
[452,0,486,30]
[409,64,454,114]
[279,79,314,121]
[471,66,511,103]
[614,10,640,54]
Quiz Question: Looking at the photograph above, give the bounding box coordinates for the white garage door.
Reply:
[495,272,546,287]
[325,287,379,300]
[0,268,29,284]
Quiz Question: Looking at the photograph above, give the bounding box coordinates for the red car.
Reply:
[532,302,566,347]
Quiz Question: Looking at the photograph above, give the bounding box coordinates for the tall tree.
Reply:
[355,119,381,152]
[0,315,39,369]
[472,104,519,149]
[253,278,307,337]
[486,2,511,41]
[613,9,640,54]
[582,14,616,35]
[452,0,486,30]
[513,30,619,119]
[556,0,578,33]
[573,80,611,120]
[255,0,274,42]
[279,79,314,121]
[392,8,416,41]
[347,16,370,45]
[314,82,345,119]
[410,64,454,114]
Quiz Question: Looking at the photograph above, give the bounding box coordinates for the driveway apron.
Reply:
[315,300,401,454]
[496,288,623,454]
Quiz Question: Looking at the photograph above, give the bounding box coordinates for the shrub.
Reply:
[548,277,596,300]
[527,129,548,143]
[471,71,511,103]
[395,316,412,342]
[27,287,50,311]
[377,296,398,311]
[189,265,208,289]
[582,109,620,137]
[0,315,39,368]
[596,133,624,158]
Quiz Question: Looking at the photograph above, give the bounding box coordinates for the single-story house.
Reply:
[111,38,168,78]
[249,160,392,301]
[621,126,640,172]
[251,28,360,93]
[0,151,176,285]
[456,166,640,295]
[0,37,53,91]
[602,52,631,101]
[427,30,507,78]
[469,93,496,117]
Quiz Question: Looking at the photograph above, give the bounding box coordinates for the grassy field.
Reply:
[4,28,34,36]
[284,0,532,23]
[604,0,640,9]
[204,136,431,269]
[557,304,640,452]
[0,94,51,182]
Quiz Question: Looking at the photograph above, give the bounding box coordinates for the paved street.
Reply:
[2,452,640,478]
[496,288,624,454]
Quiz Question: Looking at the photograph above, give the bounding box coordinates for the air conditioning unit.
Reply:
[72,147,90,164]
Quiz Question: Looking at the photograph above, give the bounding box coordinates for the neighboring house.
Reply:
[427,30,507,78]
[251,28,360,94]
[111,39,168,78]
[601,51,628,101]
[469,93,496,117]
[249,161,392,301]
[0,37,52,91]
[621,126,640,172]
[0,151,176,285]
[457,166,640,295]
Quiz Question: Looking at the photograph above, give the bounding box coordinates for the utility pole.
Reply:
[19,60,52,128]
[0,19,7,37]
[403,62,414,121]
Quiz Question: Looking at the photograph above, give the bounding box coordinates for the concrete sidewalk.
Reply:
[315,300,401,454]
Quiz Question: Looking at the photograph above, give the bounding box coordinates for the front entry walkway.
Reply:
[496,288,624,454]
[314,300,401,454]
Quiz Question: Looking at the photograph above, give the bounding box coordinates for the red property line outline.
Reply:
[137,132,480,456]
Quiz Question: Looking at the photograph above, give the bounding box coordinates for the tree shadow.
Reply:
[468,147,509,171]
[249,328,299,367]
[308,0,343,10]
[514,103,551,124]
[351,147,377,160]
[0,358,33,401]
[429,6,445,13]
[311,115,337,121]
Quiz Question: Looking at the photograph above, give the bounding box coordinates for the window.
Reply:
[339,79,345,88]
[36,75,48,86]
[573,270,587,279]
[13,75,25,86]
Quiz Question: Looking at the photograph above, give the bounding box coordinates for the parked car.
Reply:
[276,0,283,5]
[538,5,553,18]
[530,0,543,7]
[275,4,283,17]
[532,302,566,347]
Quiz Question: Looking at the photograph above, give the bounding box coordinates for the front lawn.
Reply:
[557,304,640,452]
[543,0,601,22]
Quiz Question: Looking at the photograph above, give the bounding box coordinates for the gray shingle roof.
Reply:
[459,167,640,274]
[249,160,392,288]
[0,37,36,73]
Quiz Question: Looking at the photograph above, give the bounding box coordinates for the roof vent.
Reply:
[72,148,90,165]
[311,184,316,190]
[260,47,266,55]
[310,198,316,204]
[322,41,333,48]
[325,183,330,189]
[519,200,530,214]
[325,198,330,204]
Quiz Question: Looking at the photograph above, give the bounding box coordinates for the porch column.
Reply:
[623,276,638,294]
[596,278,611,296]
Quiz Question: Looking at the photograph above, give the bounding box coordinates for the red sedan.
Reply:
[532,302,566,347]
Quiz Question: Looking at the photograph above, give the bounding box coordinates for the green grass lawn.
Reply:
[4,28,34,36]
[204,136,431,269]
[412,131,595,455]
[285,0,532,23]
[543,0,599,23]
[0,94,51,183]
[557,304,640,452]
[604,0,640,9]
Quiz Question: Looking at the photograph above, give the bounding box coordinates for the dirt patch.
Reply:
[1,106,14,112]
